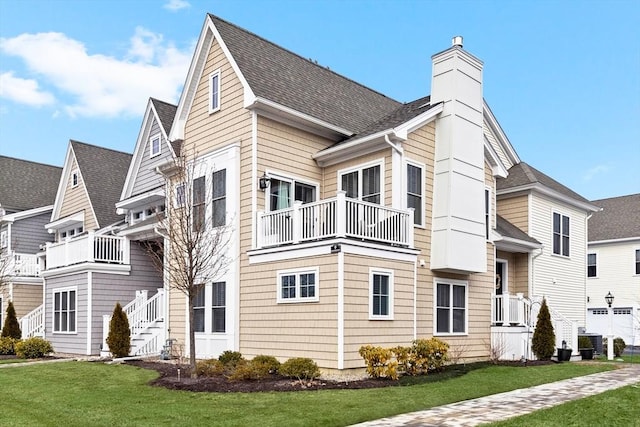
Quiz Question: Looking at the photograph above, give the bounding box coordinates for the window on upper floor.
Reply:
[150,134,161,158]
[587,253,597,278]
[71,171,79,187]
[277,268,319,303]
[0,230,7,248]
[635,249,640,275]
[370,268,393,320]
[435,280,467,335]
[192,176,206,231]
[175,183,186,208]
[553,212,570,257]
[53,288,76,333]
[340,162,382,204]
[209,69,221,113]
[407,162,424,226]
[212,169,226,227]
[268,176,317,211]
[485,187,491,240]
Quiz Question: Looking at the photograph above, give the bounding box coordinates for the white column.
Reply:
[607,306,614,361]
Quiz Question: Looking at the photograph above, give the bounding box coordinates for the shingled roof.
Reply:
[0,156,62,212]
[588,194,640,242]
[496,215,541,245]
[150,98,177,136]
[210,14,401,134]
[70,141,132,228]
[497,162,590,204]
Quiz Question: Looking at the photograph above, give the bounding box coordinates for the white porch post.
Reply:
[256,211,264,248]
[292,201,302,244]
[336,191,346,238]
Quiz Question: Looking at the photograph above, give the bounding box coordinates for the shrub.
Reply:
[106,302,130,358]
[578,336,593,349]
[412,338,449,373]
[603,337,626,357]
[1,301,22,339]
[0,337,19,355]
[280,357,320,381]
[251,354,281,375]
[391,346,411,374]
[531,298,555,360]
[195,358,225,377]
[218,350,244,367]
[359,345,398,379]
[15,337,53,359]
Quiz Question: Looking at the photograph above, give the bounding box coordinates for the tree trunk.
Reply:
[188,303,197,378]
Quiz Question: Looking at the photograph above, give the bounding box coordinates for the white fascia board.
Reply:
[494,234,542,252]
[2,205,54,223]
[312,130,394,167]
[589,237,640,245]
[497,183,601,213]
[51,143,75,222]
[483,99,520,165]
[484,137,509,178]
[120,102,155,201]
[115,188,165,214]
[169,17,255,142]
[45,211,84,233]
[248,97,351,140]
[393,102,443,139]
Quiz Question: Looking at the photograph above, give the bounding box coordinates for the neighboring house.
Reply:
[149,14,595,369]
[0,156,61,334]
[492,162,600,356]
[40,140,162,355]
[586,194,640,346]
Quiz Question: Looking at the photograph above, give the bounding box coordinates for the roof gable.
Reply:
[589,194,640,242]
[0,156,61,212]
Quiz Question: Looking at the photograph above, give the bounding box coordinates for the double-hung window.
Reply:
[209,70,221,113]
[71,171,79,187]
[268,177,316,211]
[175,183,186,207]
[212,282,226,333]
[277,268,318,303]
[53,288,76,333]
[150,134,161,157]
[369,269,393,319]
[407,162,423,226]
[193,285,205,333]
[194,282,226,333]
[0,230,7,248]
[192,176,205,231]
[635,249,640,275]
[587,253,597,278]
[212,169,226,227]
[553,212,570,256]
[435,280,467,334]
[340,163,381,204]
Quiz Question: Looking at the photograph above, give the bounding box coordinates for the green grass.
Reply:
[0,358,27,365]
[595,353,640,364]
[490,384,640,426]
[0,362,613,426]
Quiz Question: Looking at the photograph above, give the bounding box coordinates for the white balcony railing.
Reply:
[46,232,129,270]
[491,292,531,326]
[4,252,41,277]
[257,191,414,248]
[20,305,44,338]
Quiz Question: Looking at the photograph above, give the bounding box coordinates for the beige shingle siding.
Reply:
[59,155,98,231]
[483,121,513,170]
[497,195,529,233]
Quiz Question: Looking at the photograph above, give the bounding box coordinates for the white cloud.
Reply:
[583,164,611,181]
[0,30,191,118]
[0,71,55,106]
[163,0,190,11]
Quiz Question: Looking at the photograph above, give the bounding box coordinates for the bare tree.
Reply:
[146,150,233,377]
[0,244,12,295]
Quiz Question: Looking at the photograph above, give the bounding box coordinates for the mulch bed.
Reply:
[124,359,554,393]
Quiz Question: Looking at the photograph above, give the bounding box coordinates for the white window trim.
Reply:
[71,170,79,188]
[433,278,468,336]
[209,69,221,114]
[485,186,492,241]
[175,183,186,208]
[369,267,394,320]
[496,259,508,294]
[149,133,161,158]
[52,286,77,334]
[552,211,571,258]
[634,248,640,276]
[0,230,7,249]
[405,158,426,228]
[587,251,598,279]
[276,267,319,303]
[337,158,385,205]
[264,170,319,212]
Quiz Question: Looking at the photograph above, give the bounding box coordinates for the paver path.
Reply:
[352,364,640,426]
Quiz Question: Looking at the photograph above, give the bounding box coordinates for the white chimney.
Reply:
[430,38,486,274]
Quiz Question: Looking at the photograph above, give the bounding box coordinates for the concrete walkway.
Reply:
[352,363,640,426]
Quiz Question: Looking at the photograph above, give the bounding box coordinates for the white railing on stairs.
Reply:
[20,304,44,338]
[491,292,531,326]
[102,288,165,357]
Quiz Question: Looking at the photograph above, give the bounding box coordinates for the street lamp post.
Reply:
[605,291,614,361]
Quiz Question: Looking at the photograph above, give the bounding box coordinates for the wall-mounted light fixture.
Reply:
[259,173,271,190]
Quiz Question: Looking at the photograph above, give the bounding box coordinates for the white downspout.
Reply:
[385,135,404,210]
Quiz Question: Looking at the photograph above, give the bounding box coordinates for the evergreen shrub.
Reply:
[531,298,555,360]
[0,337,18,355]
[15,337,53,359]
[218,350,244,367]
[279,357,320,381]
[106,302,130,358]
[195,358,224,377]
[1,301,22,339]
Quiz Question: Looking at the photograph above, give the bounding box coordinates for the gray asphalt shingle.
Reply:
[0,156,62,212]
[588,193,640,241]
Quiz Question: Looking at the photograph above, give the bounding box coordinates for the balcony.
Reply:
[45,232,129,270]
[3,252,41,277]
[257,192,414,249]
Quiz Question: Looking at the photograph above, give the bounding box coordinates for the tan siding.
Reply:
[514,253,529,295]
[58,155,98,230]
[168,286,187,348]
[497,195,529,233]
[10,283,42,318]
[483,121,513,170]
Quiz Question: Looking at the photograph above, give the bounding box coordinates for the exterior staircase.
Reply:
[101,289,165,357]
[20,305,44,338]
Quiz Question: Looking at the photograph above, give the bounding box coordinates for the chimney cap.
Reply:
[452,36,463,48]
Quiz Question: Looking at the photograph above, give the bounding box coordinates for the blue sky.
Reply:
[0,0,638,200]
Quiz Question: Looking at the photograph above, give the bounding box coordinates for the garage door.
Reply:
[587,307,638,346]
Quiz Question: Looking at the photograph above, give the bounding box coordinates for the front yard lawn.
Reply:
[0,361,613,426]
